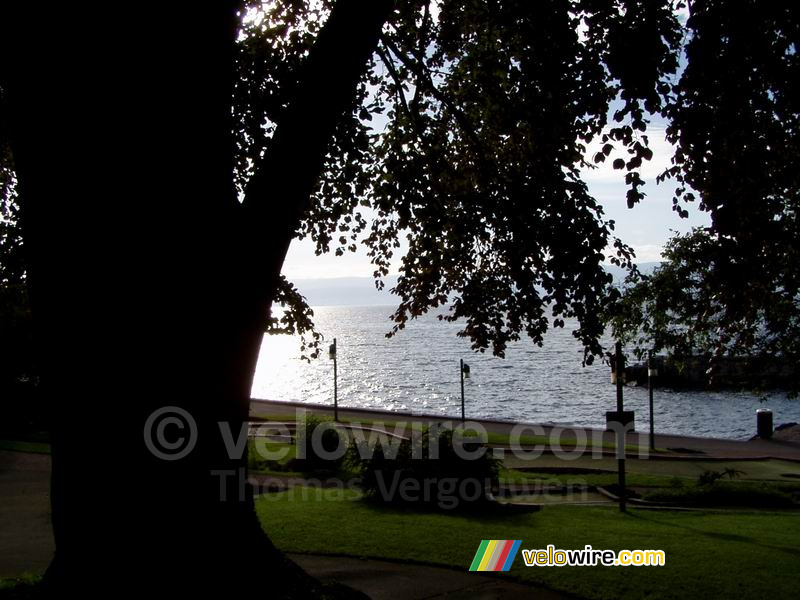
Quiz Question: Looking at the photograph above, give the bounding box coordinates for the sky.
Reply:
[281,120,710,281]
[280,4,703,282]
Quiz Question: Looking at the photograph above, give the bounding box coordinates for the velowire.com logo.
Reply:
[469,540,522,572]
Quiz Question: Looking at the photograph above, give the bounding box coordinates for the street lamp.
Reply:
[329,338,338,422]
[648,350,657,450]
[460,359,470,423]
[615,341,626,513]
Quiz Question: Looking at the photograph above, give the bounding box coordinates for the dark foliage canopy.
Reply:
[610,1,800,386]
[0,2,798,591]
[0,117,23,287]
[234,0,685,362]
[2,0,798,367]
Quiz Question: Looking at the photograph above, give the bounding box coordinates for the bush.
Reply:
[697,468,744,486]
[644,481,795,508]
[247,440,290,474]
[345,424,499,510]
[292,415,348,473]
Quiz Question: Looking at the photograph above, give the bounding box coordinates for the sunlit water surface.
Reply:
[252,305,800,440]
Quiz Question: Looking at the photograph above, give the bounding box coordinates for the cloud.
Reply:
[580,125,675,185]
[627,244,666,262]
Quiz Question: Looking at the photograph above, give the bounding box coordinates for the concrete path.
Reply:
[288,553,569,600]
[251,399,800,461]
[0,450,54,578]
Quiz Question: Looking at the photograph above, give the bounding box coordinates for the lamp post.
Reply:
[329,338,338,422]
[615,341,626,513]
[648,350,656,451]
[460,359,470,423]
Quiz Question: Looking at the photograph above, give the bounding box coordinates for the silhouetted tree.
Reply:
[0,133,38,429]
[241,0,682,359]
[1,1,394,596]
[1,0,796,596]
[609,2,800,389]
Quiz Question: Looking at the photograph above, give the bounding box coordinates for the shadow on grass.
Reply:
[625,509,800,558]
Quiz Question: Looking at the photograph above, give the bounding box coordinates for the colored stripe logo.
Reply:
[469,540,522,572]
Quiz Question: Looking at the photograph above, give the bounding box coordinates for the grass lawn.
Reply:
[501,467,691,488]
[251,412,659,453]
[0,440,50,454]
[257,489,800,600]
[503,454,800,481]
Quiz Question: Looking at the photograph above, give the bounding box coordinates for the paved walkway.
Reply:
[0,450,53,578]
[251,399,800,461]
[289,553,569,600]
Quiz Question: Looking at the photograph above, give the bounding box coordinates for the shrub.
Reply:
[697,468,744,486]
[293,415,348,473]
[644,481,795,508]
[346,424,499,510]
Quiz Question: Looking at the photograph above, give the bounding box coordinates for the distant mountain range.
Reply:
[605,261,661,283]
[291,276,400,307]
[291,262,662,307]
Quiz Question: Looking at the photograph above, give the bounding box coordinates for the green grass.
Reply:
[252,412,423,430]
[251,412,657,453]
[257,488,800,600]
[499,461,800,507]
[247,429,800,506]
[251,413,304,423]
[643,481,796,508]
[0,574,41,599]
[503,454,800,481]
[484,431,663,454]
[501,468,693,488]
[0,440,51,454]
[249,440,295,462]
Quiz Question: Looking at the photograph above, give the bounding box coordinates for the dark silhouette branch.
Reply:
[228,0,396,399]
[381,33,494,187]
[241,0,395,259]
[381,35,482,156]
[376,44,413,125]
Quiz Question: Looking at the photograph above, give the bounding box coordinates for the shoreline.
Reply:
[250,398,800,461]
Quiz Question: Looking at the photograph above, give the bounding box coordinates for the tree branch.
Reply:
[231,0,395,386]
[381,33,493,186]
[241,0,394,249]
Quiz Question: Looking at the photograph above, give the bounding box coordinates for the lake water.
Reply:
[251,305,800,440]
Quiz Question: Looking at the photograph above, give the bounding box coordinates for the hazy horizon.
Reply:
[290,262,661,307]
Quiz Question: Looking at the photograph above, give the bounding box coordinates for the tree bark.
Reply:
[0,1,393,595]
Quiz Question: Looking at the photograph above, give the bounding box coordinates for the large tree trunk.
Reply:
[0,1,392,596]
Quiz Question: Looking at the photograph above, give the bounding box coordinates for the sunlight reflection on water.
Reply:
[251,305,800,440]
